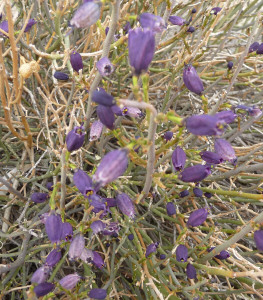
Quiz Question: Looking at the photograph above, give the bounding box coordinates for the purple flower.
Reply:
[45,249,61,267]
[34,282,55,298]
[92,251,105,268]
[128,233,134,241]
[139,13,166,33]
[187,26,195,33]
[172,146,186,171]
[214,138,237,165]
[168,16,185,26]
[93,149,129,188]
[249,107,262,117]
[103,222,120,236]
[96,105,115,130]
[54,71,69,81]
[185,114,225,136]
[193,187,203,197]
[166,202,176,216]
[66,125,85,152]
[183,64,204,95]
[256,43,263,54]
[59,273,81,290]
[123,21,131,34]
[124,107,143,118]
[211,7,222,15]
[88,288,107,300]
[227,61,233,70]
[73,169,94,197]
[180,190,189,197]
[90,120,104,141]
[80,248,93,263]
[200,151,223,164]
[24,18,37,32]
[70,1,101,28]
[128,28,155,76]
[70,51,83,72]
[46,182,53,191]
[214,110,236,124]
[116,193,136,219]
[176,244,188,262]
[31,192,49,203]
[163,131,173,141]
[92,89,115,107]
[0,20,8,37]
[146,242,159,258]
[31,266,51,284]
[179,165,211,182]
[249,42,259,53]
[96,57,114,76]
[111,105,123,116]
[160,254,166,260]
[204,192,212,198]
[90,220,106,234]
[192,8,197,14]
[68,234,85,260]
[61,222,73,241]
[208,247,230,260]
[45,214,63,244]
[186,263,197,279]
[187,208,208,227]
[254,230,263,251]
[90,196,108,215]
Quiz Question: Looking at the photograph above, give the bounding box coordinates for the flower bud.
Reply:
[92,89,115,107]
[176,244,188,262]
[146,242,159,258]
[227,61,233,70]
[59,273,81,290]
[183,64,204,95]
[0,20,8,37]
[128,233,134,241]
[179,164,211,182]
[88,288,107,300]
[96,105,115,130]
[70,51,83,73]
[31,192,49,203]
[254,230,263,251]
[187,26,195,33]
[66,125,85,152]
[61,222,73,241]
[93,149,129,188]
[180,190,189,198]
[193,187,203,197]
[211,7,222,15]
[31,266,51,284]
[200,151,223,164]
[168,16,185,26]
[46,182,53,191]
[163,131,173,141]
[187,208,208,227]
[116,193,136,219]
[128,28,155,76]
[172,146,186,172]
[214,110,236,124]
[34,282,55,298]
[68,234,85,260]
[70,1,101,28]
[256,43,263,54]
[90,220,106,234]
[45,214,63,244]
[160,254,166,260]
[204,192,212,198]
[45,249,61,267]
[139,13,166,33]
[96,57,114,76]
[186,263,197,279]
[192,8,197,14]
[24,18,37,32]
[166,202,176,216]
[214,138,237,165]
[249,42,259,53]
[54,71,69,81]
[208,247,230,260]
[90,120,104,141]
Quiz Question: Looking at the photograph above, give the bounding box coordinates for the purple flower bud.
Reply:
[90,220,106,234]
[59,273,81,290]
[214,110,236,124]
[45,214,63,244]
[256,43,263,54]
[180,190,189,198]
[163,131,173,141]
[254,230,263,251]
[227,61,233,70]
[31,266,51,284]
[160,254,166,260]
[24,18,37,32]
[185,114,225,136]
[172,146,186,171]
[123,21,131,34]
[176,244,188,262]
[214,138,237,165]
[92,251,105,268]
[96,57,114,76]
[200,151,223,164]
[166,202,176,216]
[45,249,61,267]
[88,288,107,300]
[249,42,259,53]
[187,26,195,33]
[93,149,129,188]
[66,125,85,152]
[89,120,104,141]
[70,51,83,73]
[73,169,94,197]
[92,89,115,107]
[0,20,8,37]
[179,164,211,182]
[34,282,55,298]
[128,28,155,76]
[186,263,197,279]
[111,105,123,116]
[139,13,166,33]
[68,234,85,260]
[204,192,212,198]
[54,71,69,81]
[168,16,185,26]
[211,7,222,15]
[61,222,73,241]
[208,247,230,260]
[183,64,204,95]
[192,8,197,14]
[187,208,208,227]
[70,1,101,28]
[116,193,136,219]
[96,105,115,130]
[146,242,159,258]
[103,222,120,236]
[46,182,53,191]
[193,187,203,197]
[128,233,134,241]
[31,192,49,203]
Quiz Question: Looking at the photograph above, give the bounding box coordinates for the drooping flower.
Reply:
[102,222,120,236]
[96,57,114,77]
[179,165,211,182]
[183,64,204,95]
[187,208,208,227]
[45,249,62,267]
[208,247,230,260]
[227,61,233,70]
[73,169,93,197]
[61,222,73,241]
[45,214,63,244]
[31,266,51,284]
[145,242,159,258]
[89,120,104,141]
[168,16,185,26]
[193,187,203,197]
[176,245,188,262]
[90,196,108,215]
[214,138,237,165]
[66,125,85,152]
[70,1,101,28]
[111,105,123,116]
[92,251,105,269]
[139,13,166,33]
[96,105,115,130]
[92,89,115,106]
[34,282,55,298]
[166,202,176,216]
[24,18,37,32]
[0,20,8,37]
[128,28,155,76]
[90,220,106,234]
[54,71,69,81]
[124,107,143,118]
[200,151,223,164]
[214,110,236,124]
[31,192,49,203]
[80,248,94,263]
[254,230,263,251]
[116,193,136,219]
[163,131,173,141]
[186,263,197,279]
[88,288,107,300]
[59,273,81,290]
[249,42,259,53]
[211,7,222,15]
[172,146,186,172]
[68,234,85,260]
[70,51,83,72]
